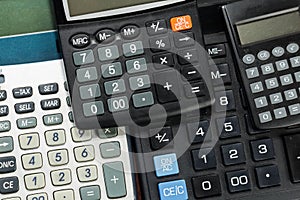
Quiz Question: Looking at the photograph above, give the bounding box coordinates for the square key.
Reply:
[82,101,104,117]
[54,190,74,200]
[24,173,45,190]
[79,84,101,100]
[290,56,300,68]
[265,78,278,89]
[192,175,221,198]
[104,79,126,95]
[269,93,283,104]
[98,45,119,61]
[289,104,300,115]
[153,153,179,177]
[280,74,293,86]
[19,133,39,150]
[129,75,151,91]
[71,127,93,142]
[275,59,289,71]
[123,41,144,57]
[22,153,43,170]
[101,62,123,78]
[294,71,300,82]
[76,67,98,83]
[254,96,268,108]
[100,142,121,158]
[132,92,154,108]
[246,67,259,79]
[51,169,72,186]
[77,165,98,182]
[74,145,95,162]
[126,58,147,74]
[221,143,246,166]
[73,50,95,66]
[274,107,287,119]
[45,129,66,146]
[107,96,129,112]
[255,165,280,188]
[226,170,251,193]
[48,149,69,166]
[284,89,298,101]
[192,148,217,170]
[250,81,264,93]
[250,138,275,161]
[149,37,171,52]
[259,111,272,123]
[80,185,101,200]
[261,63,274,75]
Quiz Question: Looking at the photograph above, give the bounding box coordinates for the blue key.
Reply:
[158,180,188,200]
[153,153,179,177]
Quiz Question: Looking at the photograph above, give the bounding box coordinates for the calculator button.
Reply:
[48,149,69,166]
[280,74,293,86]
[259,111,272,123]
[95,29,116,44]
[71,127,92,142]
[274,107,287,119]
[15,102,34,114]
[217,116,241,139]
[289,104,300,115]
[275,59,289,71]
[153,153,179,177]
[187,120,210,144]
[68,112,74,123]
[100,142,121,158]
[269,93,283,104]
[242,54,255,65]
[3,197,20,200]
[77,165,98,182]
[177,49,198,65]
[181,65,201,81]
[24,173,45,190]
[70,33,90,48]
[184,82,205,98]
[43,113,63,126]
[41,98,61,110]
[126,58,148,74]
[265,78,279,89]
[255,165,280,188]
[192,148,217,170]
[170,15,192,32]
[0,90,7,101]
[245,67,259,79]
[226,170,251,193]
[211,63,232,85]
[39,83,58,95]
[45,129,66,146]
[74,145,95,162]
[76,67,98,83]
[250,81,264,93]
[79,84,101,100]
[149,36,171,52]
[0,105,8,117]
[215,90,236,112]
[221,143,246,166]
[0,121,10,132]
[284,89,298,101]
[0,156,16,173]
[153,53,174,68]
[51,169,72,186]
[294,72,300,82]
[192,175,222,198]
[206,44,226,58]
[129,75,151,91]
[19,133,39,150]
[284,134,300,182]
[0,176,19,194]
[132,92,154,108]
[150,127,173,150]
[53,189,74,200]
[146,19,167,35]
[250,138,275,161]
[107,96,129,112]
[101,62,123,78]
[120,25,140,40]
[123,41,144,57]
[272,46,285,57]
[22,153,43,170]
[0,137,13,153]
[80,185,101,200]
[261,63,275,75]
[27,193,48,200]
[174,32,195,48]
[98,45,120,61]
[17,117,37,129]
[73,50,95,66]
[82,101,104,117]
[97,127,118,139]
[291,56,300,68]
[257,50,270,61]
[254,96,268,108]
[13,87,32,98]
[158,180,188,200]
[287,43,299,53]
[103,162,126,198]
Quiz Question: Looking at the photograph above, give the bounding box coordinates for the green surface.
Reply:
[0,0,55,37]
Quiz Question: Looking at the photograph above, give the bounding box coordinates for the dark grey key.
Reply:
[146,19,167,35]
[126,58,147,74]
[100,142,121,158]
[177,49,198,65]
[211,64,232,85]
[123,41,144,57]
[0,105,8,116]
[98,128,118,139]
[132,92,154,108]
[217,116,241,139]
[41,98,61,110]
[96,29,116,44]
[43,114,63,126]
[250,138,275,161]
[284,134,300,182]
[215,90,236,112]
[149,36,171,52]
[83,101,104,117]
[80,185,101,200]
[150,126,173,150]
[0,156,16,173]
[206,44,226,58]
[101,62,123,78]
[107,96,129,112]
[73,50,95,66]
[192,175,221,198]
[79,84,101,100]
[103,162,126,198]
[14,102,34,114]
[221,143,246,166]
[153,53,174,69]
[120,25,140,40]
[76,67,98,83]
[0,137,13,153]
[226,170,251,193]
[39,83,58,95]
[98,45,120,61]
[17,117,37,129]
[255,165,280,188]
[174,32,195,48]
[0,176,19,194]
[0,121,10,132]
[0,90,7,101]
[192,148,217,170]
[187,120,210,144]
[13,87,32,98]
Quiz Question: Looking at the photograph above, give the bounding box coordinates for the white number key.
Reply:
[22,153,43,170]
[51,169,72,186]
[77,165,98,182]
[74,145,95,162]
[24,173,45,190]
[71,127,93,142]
[48,149,69,166]
[54,190,74,200]
[19,133,40,150]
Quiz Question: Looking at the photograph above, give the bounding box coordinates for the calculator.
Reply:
[53,0,213,130]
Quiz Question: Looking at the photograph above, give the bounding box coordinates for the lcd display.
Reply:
[236,9,300,45]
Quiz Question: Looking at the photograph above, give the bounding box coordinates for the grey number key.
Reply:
[98,45,119,61]
[280,74,293,86]
[275,60,289,71]
[76,67,98,83]
[265,78,279,89]
[126,58,147,74]
[250,82,264,93]
[261,63,275,75]
[129,75,151,90]
[73,50,95,66]
[123,41,144,57]
[83,101,104,117]
[107,96,129,112]
[132,92,154,108]
[284,89,298,101]
[79,84,101,100]
[254,96,268,108]
[269,93,283,104]
[259,111,272,123]
[104,79,126,95]
[246,67,259,79]
[101,62,123,78]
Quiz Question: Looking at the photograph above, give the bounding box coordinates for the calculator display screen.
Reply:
[236,9,300,45]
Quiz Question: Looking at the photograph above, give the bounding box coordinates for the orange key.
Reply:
[170,15,193,32]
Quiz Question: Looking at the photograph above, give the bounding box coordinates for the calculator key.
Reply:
[73,50,95,66]
[19,133,39,150]
[66,96,71,107]
[250,138,275,161]
[2,197,20,200]
[14,102,34,114]
[153,153,179,177]
[83,101,104,117]
[0,90,7,101]
[284,134,300,182]
[22,153,43,170]
[98,45,120,61]
[274,107,287,119]
[187,120,210,144]
[192,175,222,198]
[24,173,45,190]
[126,58,148,74]
[107,96,129,112]
[255,165,280,188]
[71,127,92,142]
[0,177,19,194]
[51,169,72,186]
[103,162,127,198]
[192,148,217,170]
[265,78,279,89]
[104,79,126,95]
[174,32,195,48]
[17,117,37,129]
[146,19,167,35]
[132,92,154,108]
[259,111,272,123]
[0,156,16,173]
[123,41,144,57]
[43,113,63,126]
[41,98,61,110]
[215,90,236,112]
[101,62,123,78]
[68,112,74,123]
[120,25,140,40]
[269,93,283,104]
[158,180,188,200]
[79,84,101,100]
[13,87,33,99]
[275,59,289,71]
[226,170,251,193]
[289,104,300,115]
[53,189,74,200]
[221,143,246,166]
[257,50,270,61]
[290,56,300,68]
[45,129,66,146]
[294,71,300,82]
[254,96,268,108]
[211,63,232,85]
[217,116,241,139]
[153,53,174,68]
[39,83,59,95]
[177,49,198,65]
[261,63,275,75]
[70,33,90,48]
[100,142,121,158]
[250,81,264,93]
[97,127,118,139]
[206,44,226,58]
[76,67,98,83]
[0,121,10,132]
[74,145,95,162]
[0,137,13,153]
[184,82,206,98]
[96,29,116,44]
[77,165,98,182]
[129,75,151,91]
[149,36,171,52]
[245,67,259,79]
[80,185,101,200]
[242,54,255,65]
[48,149,69,166]
[287,43,299,53]
[272,46,285,57]
[0,105,8,116]
[181,65,201,81]
[284,89,298,101]
[150,127,173,150]
[170,15,192,32]
[27,193,48,200]
[280,74,293,86]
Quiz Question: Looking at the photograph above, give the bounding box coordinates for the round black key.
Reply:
[120,25,140,40]
[96,29,116,44]
[70,33,90,48]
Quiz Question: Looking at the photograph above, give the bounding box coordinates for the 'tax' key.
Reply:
[13,87,32,98]
[284,134,300,183]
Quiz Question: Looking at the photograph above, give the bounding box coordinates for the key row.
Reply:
[258,104,300,123]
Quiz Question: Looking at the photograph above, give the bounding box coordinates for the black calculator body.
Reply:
[53,0,212,130]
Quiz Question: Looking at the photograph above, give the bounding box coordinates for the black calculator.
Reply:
[53,0,213,130]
